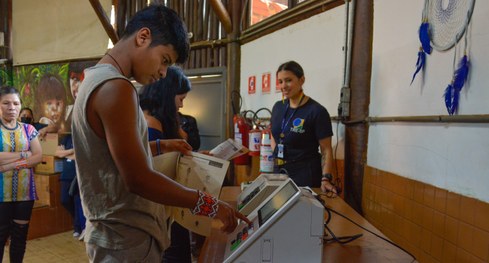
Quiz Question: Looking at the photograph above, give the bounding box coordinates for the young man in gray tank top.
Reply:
[72,5,249,262]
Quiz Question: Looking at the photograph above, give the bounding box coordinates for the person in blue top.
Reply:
[174,83,200,151]
[0,86,43,262]
[55,61,87,240]
[139,66,195,263]
[18,107,58,138]
[55,134,86,239]
[270,61,338,195]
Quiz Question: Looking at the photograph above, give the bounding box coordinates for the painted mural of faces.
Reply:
[42,98,64,124]
[69,71,83,99]
[35,74,66,127]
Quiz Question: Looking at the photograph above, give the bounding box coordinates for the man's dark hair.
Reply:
[122,5,190,64]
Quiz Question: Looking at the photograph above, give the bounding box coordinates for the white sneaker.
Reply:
[73,232,80,238]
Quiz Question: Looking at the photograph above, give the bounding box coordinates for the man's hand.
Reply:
[321,180,338,197]
[215,200,252,233]
[160,139,192,155]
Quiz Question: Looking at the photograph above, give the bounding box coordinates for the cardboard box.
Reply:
[34,173,51,207]
[35,155,63,174]
[39,133,59,156]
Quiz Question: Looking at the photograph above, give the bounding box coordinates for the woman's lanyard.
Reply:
[277,93,304,161]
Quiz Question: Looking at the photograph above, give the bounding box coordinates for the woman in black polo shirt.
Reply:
[271,61,337,194]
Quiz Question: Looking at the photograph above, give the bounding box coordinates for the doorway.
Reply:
[183,67,227,151]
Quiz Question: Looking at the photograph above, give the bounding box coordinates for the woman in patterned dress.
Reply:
[0,86,43,262]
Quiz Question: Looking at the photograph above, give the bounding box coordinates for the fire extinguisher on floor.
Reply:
[231,91,251,165]
[233,114,251,165]
[248,125,261,156]
[259,127,274,173]
[251,107,273,173]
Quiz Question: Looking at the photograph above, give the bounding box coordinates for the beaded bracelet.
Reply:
[20,151,28,159]
[191,190,219,218]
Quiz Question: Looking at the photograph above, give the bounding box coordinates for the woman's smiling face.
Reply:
[277,70,304,100]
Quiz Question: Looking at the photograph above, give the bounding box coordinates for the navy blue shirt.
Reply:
[60,134,76,181]
[148,127,166,141]
[271,98,333,162]
[33,122,47,131]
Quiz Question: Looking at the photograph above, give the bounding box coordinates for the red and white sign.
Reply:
[248,76,256,94]
[262,72,271,94]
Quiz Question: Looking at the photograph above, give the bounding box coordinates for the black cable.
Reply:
[316,195,416,262]
[324,223,363,244]
[253,107,272,129]
[317,195,359,244]
[242,110,255,127]
[231,90,242,115]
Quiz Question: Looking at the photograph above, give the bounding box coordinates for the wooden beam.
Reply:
[209,0,232,34]
[89,0,119,44]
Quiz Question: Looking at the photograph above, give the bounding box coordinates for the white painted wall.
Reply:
[240,6,346,156]
[369,0,489,202]
[240,1,489,202]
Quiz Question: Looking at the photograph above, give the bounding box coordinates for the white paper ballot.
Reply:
[209,138,249,161]
[152,151,230,237]
[172,152,229,236]
[152,151,180,180]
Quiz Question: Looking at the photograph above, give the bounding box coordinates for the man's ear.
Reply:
[136,27,152,47]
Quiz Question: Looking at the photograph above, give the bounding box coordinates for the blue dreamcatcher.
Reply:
[411,0,476,115]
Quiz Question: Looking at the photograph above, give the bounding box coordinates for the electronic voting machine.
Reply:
[223,174,324,263]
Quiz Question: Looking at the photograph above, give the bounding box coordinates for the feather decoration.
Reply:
[411,47,426,85]
[451,87,460,115]
[411,21,432,85]
[419,22,432,55]
[452,55,470,92]
[444,83,456,115]
[444,55,470,115]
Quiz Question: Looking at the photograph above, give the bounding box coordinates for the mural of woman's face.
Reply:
[69,72,84,100]
[70,78,81,99]
[43,98,64,123]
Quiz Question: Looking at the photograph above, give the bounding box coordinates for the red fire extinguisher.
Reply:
[248,125,261,156]
[233,114,251,165]
[259,126,274,173]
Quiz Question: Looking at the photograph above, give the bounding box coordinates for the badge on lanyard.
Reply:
[278,94,304,161]
[277,143,284,159]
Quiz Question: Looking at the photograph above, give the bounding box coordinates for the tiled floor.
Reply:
[3,231,87,263]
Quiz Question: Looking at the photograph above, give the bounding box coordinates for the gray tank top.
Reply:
[72,64,169,250]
